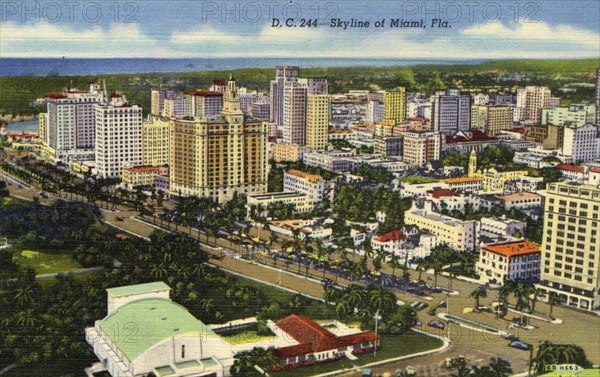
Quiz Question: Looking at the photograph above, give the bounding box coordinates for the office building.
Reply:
[541,104,596,127]
[383,89,406,125]
[562,123,599,163]
[95,93,143,179]
[537,182,600,311]
[270,66,299,126]
[366,100,384,123]
[515,86,553,123]
[142,116,170,166]
[282,77,328,146]
[184,91,223,118]
[44,83,105,162]
[471,105,513,135]
[305,93,330,149]
[402,131,441,167]
[151,89,175,117]
[432,90,471,136]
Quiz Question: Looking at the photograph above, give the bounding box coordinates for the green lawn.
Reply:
[0,196,28,206]
[271,331,443,377]
[13,249,82,275]
[399,176,439,185]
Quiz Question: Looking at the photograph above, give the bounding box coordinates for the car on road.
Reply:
[428,320,445,329]
[39,191,48,198]
[410,301,429,311]
[404,366,416,376]
[362,368,373,377]
[437,300,447,308]
[115,216,124,221]
[509,340,531,350]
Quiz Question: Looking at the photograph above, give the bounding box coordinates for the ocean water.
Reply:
[0,58,486,77]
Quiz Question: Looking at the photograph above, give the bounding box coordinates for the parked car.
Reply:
[115,216,124,221]
[509,340,531,350]
[362,368,373,377]
[410,302,428,311]
[404,366,417,376]
[437,300,447,308]
[428,320,445,329]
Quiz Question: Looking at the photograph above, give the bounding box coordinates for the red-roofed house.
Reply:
[556,164,586,181]
[371,230,407,254]
[270,315,380,370]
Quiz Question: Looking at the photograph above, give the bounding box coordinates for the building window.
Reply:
[181,345,185,359]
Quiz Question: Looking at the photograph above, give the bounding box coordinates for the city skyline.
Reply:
[1,0,599,59]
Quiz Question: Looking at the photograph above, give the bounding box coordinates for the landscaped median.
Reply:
[438,313,509,336]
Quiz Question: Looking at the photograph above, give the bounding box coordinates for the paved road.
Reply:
[3,180,600,375]
[0,266,104,283]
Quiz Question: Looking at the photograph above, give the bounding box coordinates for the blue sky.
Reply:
[1,0,599,59]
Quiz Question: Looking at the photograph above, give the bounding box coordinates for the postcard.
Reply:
[0,1,599,377]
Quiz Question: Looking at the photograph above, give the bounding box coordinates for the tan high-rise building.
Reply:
[516,86,552,123]
[383,89,406,125]
[537,182,600,311]
[402,131,440,167]
[142,116,170,166]
[305,94,330,149]
[170,77,269,203]
[471,105,513,135]
[38,112,47,145]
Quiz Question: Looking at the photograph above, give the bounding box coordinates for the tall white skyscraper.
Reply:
[95,93,143,179]
[282,77,328,146]
[595,68,600,126]
[270,66,299,126]
[44,83,105,162]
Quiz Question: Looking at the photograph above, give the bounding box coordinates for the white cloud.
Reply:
[0,22,173,57]
[462,21,599,47]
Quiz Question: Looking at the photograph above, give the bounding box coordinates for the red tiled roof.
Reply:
[446,130,497,143]
[512,127,526,134]
[124,166,158,173]
[212,80,226,86]
[47,93,66,99]
[590,168,600,173]
[273,315,380,359]
[338,332,381,344]
[374,230,406,243]
[427,189,460,199]
[556,164,584,173]
[272,343,314,359]
[276,315,347,353]
[184,91,223,97]
[6,133,36,138]
[482,241,540,258]
[407,116,425,121]
[111,92,121,98]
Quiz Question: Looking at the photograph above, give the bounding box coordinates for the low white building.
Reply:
[85,282,234,377]
[476,241,541,284]
[480,216,527,240]
[371,230,407,254]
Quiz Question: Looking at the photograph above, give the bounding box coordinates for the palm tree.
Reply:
[369,285,396,317]
[388,253,401,277]
[415,257,428,282]
[513,281,530,325]
[470,286,487,309]
[487,357,512,377]
[547,292,561,317]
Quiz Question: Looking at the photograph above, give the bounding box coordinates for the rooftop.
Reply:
[184,91,223,97]
[100,298,215,361]
[443,177,483,184]
[482,241,540,258]
[123,166,159,173]
[556,164,585,173]
[273,315,380,358]
[106,281,170,298]
[427,189,460,198]
[286,169,322,183]
[496,192,542,202]
[374,230,406,243]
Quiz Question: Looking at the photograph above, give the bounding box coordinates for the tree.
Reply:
[470,286,487,309]
[415,257,428,282]
[488,357,512,377]
[547,291,561,317]
[388,253,401,278]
